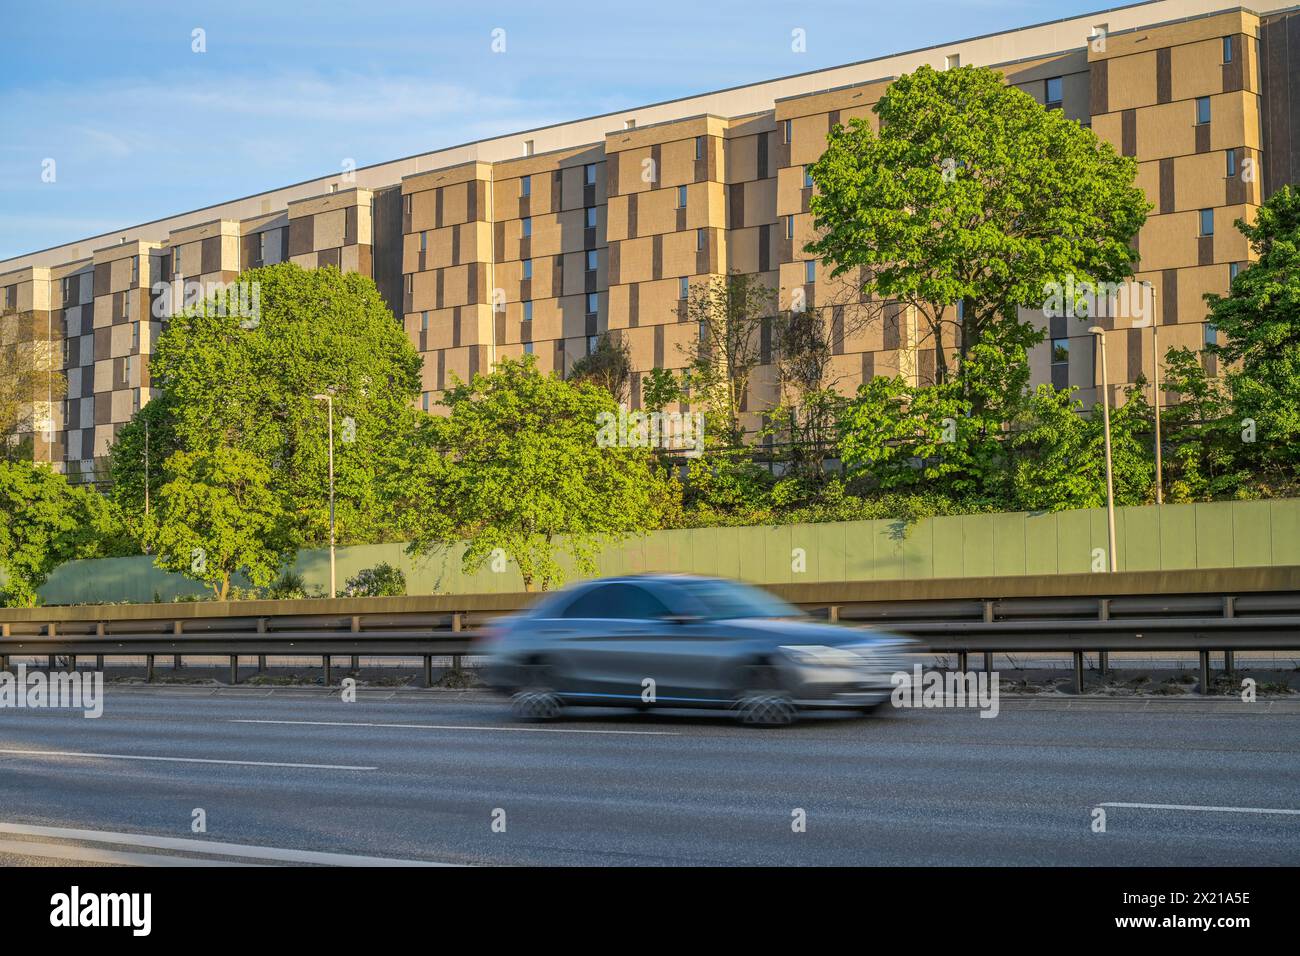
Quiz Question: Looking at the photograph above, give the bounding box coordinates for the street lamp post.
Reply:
[1151,303,1164,506]
[1090,326,1118,573]
[313,392,337,599]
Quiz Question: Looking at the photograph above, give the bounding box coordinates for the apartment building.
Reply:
[3,0,1299,477]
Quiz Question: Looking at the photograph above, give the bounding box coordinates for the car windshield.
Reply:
[677,580,802,620]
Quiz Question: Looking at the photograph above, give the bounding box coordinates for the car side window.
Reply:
[561,584,671,620]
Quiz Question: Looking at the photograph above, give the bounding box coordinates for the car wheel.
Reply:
[733,662,797,727]
[509,661,562,722]
[735,692,798,727]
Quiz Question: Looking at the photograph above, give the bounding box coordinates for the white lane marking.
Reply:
[0,748,375,771]
[0,823,458,867]
[0,838,258,867]
[1100,802,1300,816]
[232,718,679,736]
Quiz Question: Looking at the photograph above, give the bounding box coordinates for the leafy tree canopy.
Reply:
[396,356,674,590]
[807,64,1149,382]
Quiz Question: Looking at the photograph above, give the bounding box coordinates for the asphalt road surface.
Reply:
[0,688,1296,866]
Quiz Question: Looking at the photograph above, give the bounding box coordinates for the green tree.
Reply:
[109,262,423,549]
[343,562,407,597]
[1,306,67,462]
[397,356,671,591]
[807,64,1148,384]
[0,461,115,605]
[641,368,682,413]
[1008,383,1154,511]
[147,448,293,601]
[567,332,633,403]
[1160,347,1247,501]
[1204,185,1300,485]
[679,271,777,446]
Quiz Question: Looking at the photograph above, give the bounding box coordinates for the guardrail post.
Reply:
[1198,650,1210,695]
[173,621,183,669]
[1222,597,1235,676]
[423,655,433,688]
[323,655,332,686]
[0,622,7,671]
[95,654,104,671]
[828,606,840,623]
[68,655,77,671]
[47,655,56,670]
[95,622,105,672]
[1098,598,1110,621]
[145,655,155,682]
[452,612,463,632]
[257,618,267,672]
[229,655,238,685]
[982,601,994,623]
[1098,651,1109,676]
[1072,652,1084,694]
[957,651,968,673]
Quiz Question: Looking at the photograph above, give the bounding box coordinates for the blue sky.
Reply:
[1,0,1117,261]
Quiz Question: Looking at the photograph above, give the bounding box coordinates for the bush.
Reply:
[344,562,407,597]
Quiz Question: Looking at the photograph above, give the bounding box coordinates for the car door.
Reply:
[549,583,676,701]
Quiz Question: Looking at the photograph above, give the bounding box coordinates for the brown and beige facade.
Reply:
[4,0,1300,477]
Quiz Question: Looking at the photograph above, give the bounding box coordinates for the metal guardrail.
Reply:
[0,567,1296,693]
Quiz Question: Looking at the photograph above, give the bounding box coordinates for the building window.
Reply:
[586,334,599,355]
[1230,261,1243,281]
[803,166,814,188]
[405,274,413,293]
[421,310,429,332]
[1204,324,1218,347]
[422,392,431,412]
[695,135,705,160]
[259,231,270,265]
[172,248,181,273]
[585,250,597,273]
[403,195,412,216]
[123,355,132,381]
[679,277,689,300]
[131,323,139,350]
[586,292,598,316]
[523,301,533,322]
[522,217,532,238]
[584,207,597,229]
[786,215,795,239]
[696,228,706,250]
[522,259,533,280]
[1051,338,1069,365]
[524,341,534,355]
[584,163,596,187]
[1196,96,1212,125]
[133,388,140,412]
[1226,149,1237,177]
[520,174,531,198]
[805,260,816,284]
[1223,36,1233,63]
[677,185,688,208]
[1199,208,1215,236]
[945,53,960,70]
[420,230,427,252]
[624,118,636,130]
[523,140,535,157]
[782,119,792,145]
[1045,76,1063,109]
[698,320,708,343]
[131,256,139,284]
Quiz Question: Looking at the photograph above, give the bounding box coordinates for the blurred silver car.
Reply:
[477,574,914,726]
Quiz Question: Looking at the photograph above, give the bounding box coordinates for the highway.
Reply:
[0,687,1296,866]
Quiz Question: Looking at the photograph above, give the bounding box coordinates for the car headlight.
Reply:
[778,645,867,667]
